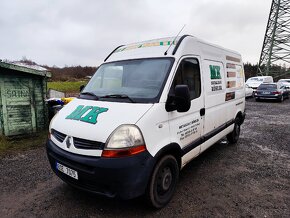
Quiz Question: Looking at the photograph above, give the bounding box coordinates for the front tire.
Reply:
[146,155,179,209]
[227,118,241,144]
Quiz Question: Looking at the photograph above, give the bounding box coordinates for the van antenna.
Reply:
[164,24,186,55]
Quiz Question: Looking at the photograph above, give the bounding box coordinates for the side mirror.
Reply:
[166,85,191,112]
[80,85,85,92]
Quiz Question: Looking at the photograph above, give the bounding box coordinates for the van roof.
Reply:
[105,35,241,63]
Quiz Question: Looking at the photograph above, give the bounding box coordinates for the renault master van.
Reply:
[47,35,246,208]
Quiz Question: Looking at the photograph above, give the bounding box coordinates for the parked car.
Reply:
[245,84,253,98]
[278,79,290,89]
[255,83,289,102]
[278,79,290,83]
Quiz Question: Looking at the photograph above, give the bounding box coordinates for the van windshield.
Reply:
[80,58,173,103]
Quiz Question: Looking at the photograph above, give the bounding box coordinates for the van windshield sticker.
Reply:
[66,105,108,124]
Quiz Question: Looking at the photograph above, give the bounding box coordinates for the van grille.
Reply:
[51,129,104,150]
[73,137,104,150]
[51,129,66,143]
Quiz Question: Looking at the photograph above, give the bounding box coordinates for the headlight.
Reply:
[106,125,144,148]
[102,125,146,158]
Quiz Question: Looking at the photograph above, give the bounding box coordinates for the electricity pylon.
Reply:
[258,0,290,78]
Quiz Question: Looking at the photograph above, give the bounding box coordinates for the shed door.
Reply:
[0,77,37,136]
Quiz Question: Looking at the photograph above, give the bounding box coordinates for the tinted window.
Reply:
[258,84,277,90]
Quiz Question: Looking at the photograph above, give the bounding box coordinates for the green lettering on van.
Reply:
[210,65,221,79]
[80,107,108,124]
[66,105,108,124]
[66,105,92,120]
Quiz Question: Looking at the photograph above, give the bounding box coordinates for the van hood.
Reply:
[50,98,153,143]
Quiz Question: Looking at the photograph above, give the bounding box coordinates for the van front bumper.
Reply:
[46,139,155,199]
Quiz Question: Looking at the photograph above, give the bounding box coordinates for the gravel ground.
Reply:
[0,98,289,217]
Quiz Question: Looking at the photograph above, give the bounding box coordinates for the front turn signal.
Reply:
[101,145,146,158]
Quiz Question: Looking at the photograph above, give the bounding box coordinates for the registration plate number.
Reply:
[56,162,78,180]
[263,91,270,94]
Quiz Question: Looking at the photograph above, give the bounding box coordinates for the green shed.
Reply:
[0,61,51,136]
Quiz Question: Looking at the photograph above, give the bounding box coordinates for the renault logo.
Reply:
[66,136,72,148]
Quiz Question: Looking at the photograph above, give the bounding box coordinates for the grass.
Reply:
[0,131,48,156]
[48,81,87,92]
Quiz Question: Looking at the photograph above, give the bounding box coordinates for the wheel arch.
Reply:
[235,110,245,125]
[152,143,182,170]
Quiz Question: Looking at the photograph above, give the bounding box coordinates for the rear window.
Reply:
[258,84,277,90]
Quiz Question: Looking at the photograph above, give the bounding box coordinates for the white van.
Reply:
[246,76,273,91]
[47,35,246,208]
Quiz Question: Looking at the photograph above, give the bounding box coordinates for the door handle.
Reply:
[200,108,205,116]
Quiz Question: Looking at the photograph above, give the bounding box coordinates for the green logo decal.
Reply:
[66,105,108,124]
[210,65,221,79]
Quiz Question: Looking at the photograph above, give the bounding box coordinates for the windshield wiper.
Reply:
[80,92,99,99]
[100,94,135,103]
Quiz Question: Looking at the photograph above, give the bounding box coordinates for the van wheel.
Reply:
[227,118,241,144]
[146,155,179,209]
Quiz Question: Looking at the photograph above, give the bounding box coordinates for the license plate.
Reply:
[56,162,78,180]
[263,91,270,94]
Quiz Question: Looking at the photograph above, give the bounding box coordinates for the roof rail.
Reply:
[104,45,124,62]
[172,35,191,55]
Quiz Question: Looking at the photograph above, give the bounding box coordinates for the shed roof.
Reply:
[0,61,51,77]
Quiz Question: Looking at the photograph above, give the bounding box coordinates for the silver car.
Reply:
[255,83,289,102]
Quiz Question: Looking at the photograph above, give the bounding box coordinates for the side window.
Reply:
[170,58,201,100]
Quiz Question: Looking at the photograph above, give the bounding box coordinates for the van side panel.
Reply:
[167,37,245,165]
[202,59,227,137]
[224,63,245,122]
[199,43,244,153]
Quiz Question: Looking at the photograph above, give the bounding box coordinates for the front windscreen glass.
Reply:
[81,58,173,103]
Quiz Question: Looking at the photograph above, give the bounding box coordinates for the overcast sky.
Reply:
[0,0,272,67]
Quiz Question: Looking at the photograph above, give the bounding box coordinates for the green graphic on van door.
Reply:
[66,105,108,124]
[210,65,221,79]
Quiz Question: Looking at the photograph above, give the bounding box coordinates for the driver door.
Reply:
[168,56,205,166]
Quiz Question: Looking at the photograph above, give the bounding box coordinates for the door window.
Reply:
[170,58,201,100]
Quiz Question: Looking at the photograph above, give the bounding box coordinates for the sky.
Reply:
[0,0,272,67]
